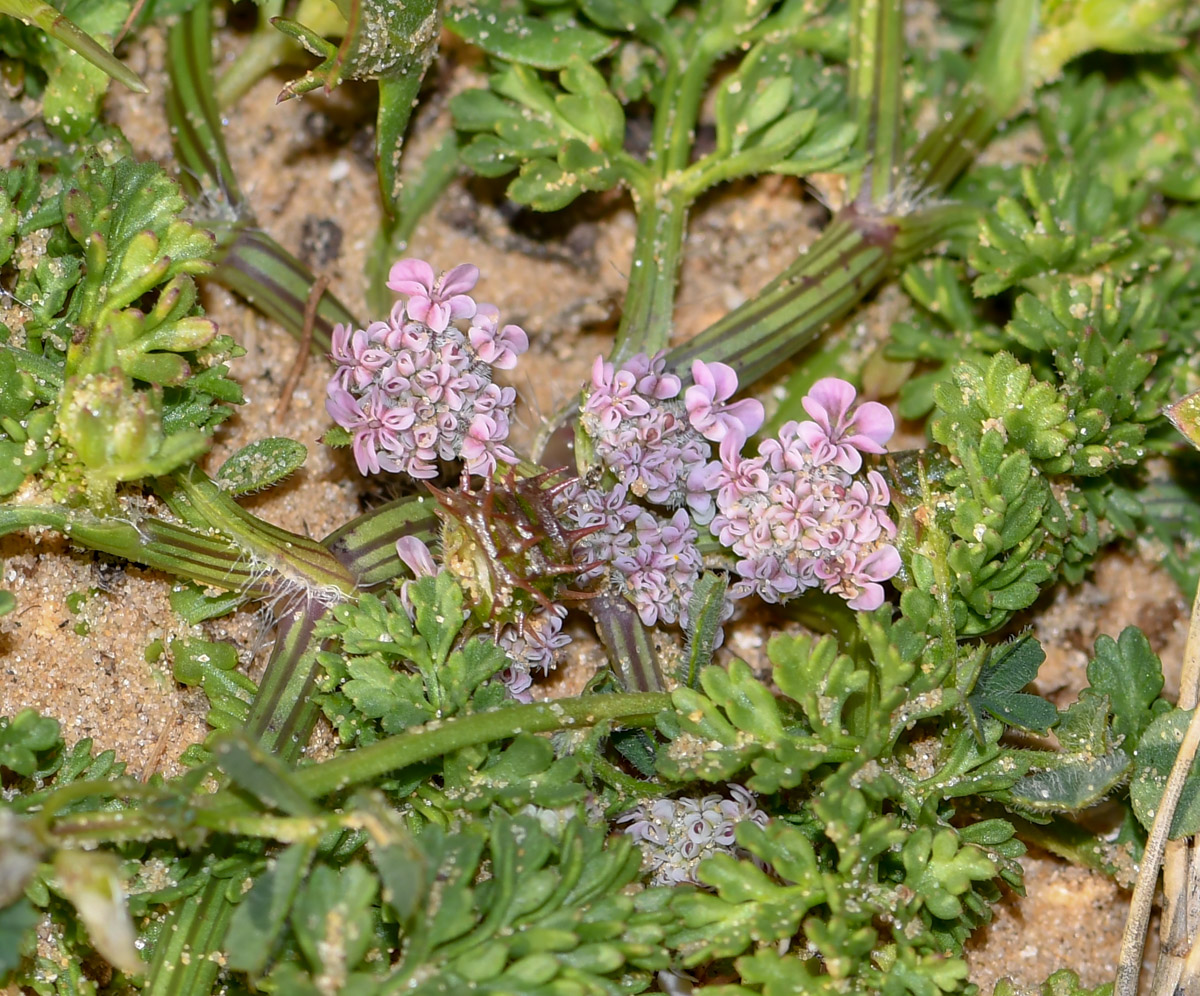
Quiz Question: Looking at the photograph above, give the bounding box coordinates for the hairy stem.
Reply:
[0,503,270,597]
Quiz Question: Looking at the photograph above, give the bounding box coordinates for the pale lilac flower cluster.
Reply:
[563,483,704,629]
[326,259,528,479]
[617,785,769,886]
[581,353,764,515]
[496,604,571,702]
[700,378,900,610]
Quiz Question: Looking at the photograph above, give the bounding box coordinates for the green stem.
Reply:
[610,9,736,363]
[611,183,692,362]
[0,0,146,92]
[171,465,357,601]
[906,0,1035,196]
[667,202,971,387]
[143,876,234,996]
[210,222,357,353]
[367,127,461,314]
[214,0,288,108]
[660,24,727,175]
[666,209,891,385]
[323,493,439,586]
[166,0,243,208]
[587,593,664,693]
[244,599,329,755]
[292,691,670,798]
[848,0,904,205]
[0,503,271,596]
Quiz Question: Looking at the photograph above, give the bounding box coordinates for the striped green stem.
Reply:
[324,494,440,586]
[170,466,357,602]
[244,599,330,756]
[165,1,242,209]
[848,0,905,205]
[667,201,971,387]
[587,592,664,693]
[0,503,269,597]
[210,222,356,354]
[166,3,360,350]
[611,182,692,363]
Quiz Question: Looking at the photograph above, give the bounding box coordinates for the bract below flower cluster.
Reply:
[326,259,528,478]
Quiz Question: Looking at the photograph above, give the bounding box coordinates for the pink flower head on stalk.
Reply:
[706,378,900,611]
[386,259,479,332]
[797,377,894,473]
[327,259,528,480]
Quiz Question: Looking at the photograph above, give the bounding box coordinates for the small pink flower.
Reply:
[468,303,529,370]
[797,378,894,473]
[685,360,765,445]
[845,545,902,610]
[624,351,681,400]
[326,382,366,431]
[395,536,437,579]
[386,258,479,332]
[586,355,651,430]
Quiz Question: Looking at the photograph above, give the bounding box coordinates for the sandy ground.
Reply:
[0,20,1190,994]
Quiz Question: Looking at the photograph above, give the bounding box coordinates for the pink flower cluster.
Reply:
[582,352,764,515]
[702,379,900,610]
[565,483,705,628]
[579,357,900,614]
[326,259,528,479]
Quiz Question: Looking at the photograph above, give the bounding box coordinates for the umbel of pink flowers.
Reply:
[581,353,900,613]
[325,259,527,479]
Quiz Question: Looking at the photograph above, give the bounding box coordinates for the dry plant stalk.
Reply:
[1121,395,1200,996]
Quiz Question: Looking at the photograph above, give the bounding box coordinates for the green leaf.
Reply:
[41,0,129,140]
[446,6,616,69]
[680,572,729,689]
[967,635,1058,734]
[212,730,320,817]
[226,841,316,976]
[0,897,39,977]
[216,437,308,495]
[168,581,246,624]
[771,632,867,745]
[1009,748,1130,812]
[1083,627,1163,749]
[994,969,1114,996]
[900,827,997,920]
[289,863,378,978]
[0,709,62,777]
[1131,707,1200,837]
